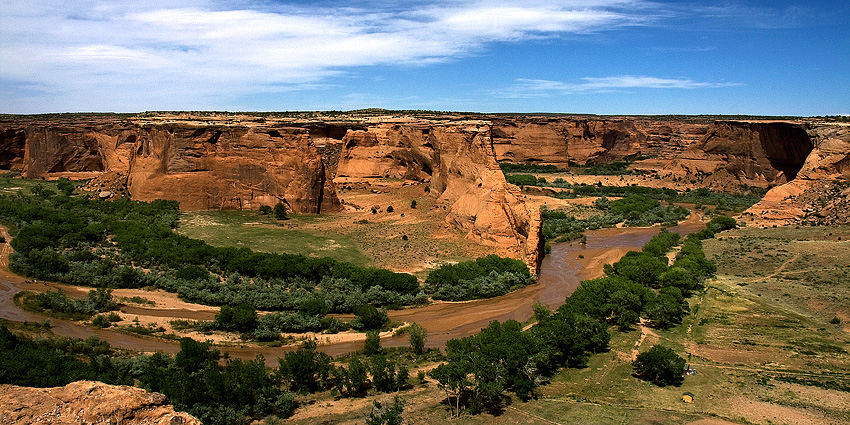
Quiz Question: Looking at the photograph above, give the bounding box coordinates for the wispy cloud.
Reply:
[0,0,655,111]
[497,76,742,97]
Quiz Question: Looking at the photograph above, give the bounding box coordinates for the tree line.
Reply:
[1,189,535,315]
[429,216,735,416]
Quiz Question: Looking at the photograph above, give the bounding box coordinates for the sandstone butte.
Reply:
[0,380,202,425]
[2,112,850,271]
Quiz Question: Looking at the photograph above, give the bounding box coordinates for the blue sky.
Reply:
[1,0,848,115]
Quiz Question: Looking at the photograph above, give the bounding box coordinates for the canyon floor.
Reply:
[3,174,850,425]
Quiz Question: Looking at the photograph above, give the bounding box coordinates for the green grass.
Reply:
[176,210,371,266]
[0,175,61,195]
[499,226,850,425]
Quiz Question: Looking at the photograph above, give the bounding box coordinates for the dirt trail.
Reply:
[0,219,703,364]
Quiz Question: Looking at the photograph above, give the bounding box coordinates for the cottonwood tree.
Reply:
[632,345,685,387]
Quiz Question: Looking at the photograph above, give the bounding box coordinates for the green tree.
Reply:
[644,287,689,329]
[429,360,469,418]
[345,358,368,396]
[273,202,287,220]
[298,298,329,317]
[407,323,427,355]
[214,304,258,333]
[278,339,332,394]
[259,205,272,215]
[610,251,668,288]
[364,330,382,355]
[174,337,220,374]
[368,355,397,392]
[353,305,388,330]
[658,266,700,294]
[632,345,685,386]
[56,178,75,196]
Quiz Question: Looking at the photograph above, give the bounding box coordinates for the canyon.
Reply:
[2,111,850,425]
[1,112,849,271]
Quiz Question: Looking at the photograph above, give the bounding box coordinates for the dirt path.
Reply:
[631,320,658,361]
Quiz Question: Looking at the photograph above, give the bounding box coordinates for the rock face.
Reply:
[0,118,340,213]
[336,120,543,272]
[125,123,340,212]
[0,380,201,425]
[490,117,708,166]
[673,121,814,187]
[742,123,850,225]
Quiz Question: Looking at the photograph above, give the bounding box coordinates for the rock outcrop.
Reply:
[742,123,850,225]
[336,120,543,272]
[671,121,814,188]
[490,117,708,166]
[0,380,201,425]
[125,123,340,212]
[0,118,340,213]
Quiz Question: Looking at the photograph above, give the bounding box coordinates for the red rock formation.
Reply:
[491,117,709,167]
[126,123,340,213]
[0,380,201,424]
[675,121,814,187]
[742,123,850,225]
[0,118,341,213]
[336,120,543,272]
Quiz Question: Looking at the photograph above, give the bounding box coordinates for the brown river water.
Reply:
[0,218,704,366]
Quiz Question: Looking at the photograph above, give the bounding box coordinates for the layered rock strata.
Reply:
[0,119,340,213]
[490,117,708,166]
[742,123,850,224]
[670,121,814,188]
[336,121,543,272]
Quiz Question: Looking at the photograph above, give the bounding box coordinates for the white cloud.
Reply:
[0,0,660,111]
[498,76,742,97]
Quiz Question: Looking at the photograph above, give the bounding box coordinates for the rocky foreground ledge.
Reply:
[0,380,200,425]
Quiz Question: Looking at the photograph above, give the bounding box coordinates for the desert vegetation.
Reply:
[427,224,723,416]
[541,195,689,243]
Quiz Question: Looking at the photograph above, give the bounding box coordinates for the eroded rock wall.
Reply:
[0,119,341,213]
[491,117,708,166]
[336,121,543,272]
[742,123,850,225]
[126,123,340,213]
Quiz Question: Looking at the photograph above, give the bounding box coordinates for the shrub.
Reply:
[363,330,382,355]
[633,345,686,386]
[425,255,534,301]
[352,305,389,330]
[273,202,287,220]
[407,323,427,355]
[91,314,112,328]
[214,304,258,333]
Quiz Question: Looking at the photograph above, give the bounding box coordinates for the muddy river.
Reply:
[0,219,703,365]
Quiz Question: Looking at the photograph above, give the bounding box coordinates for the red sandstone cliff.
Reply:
[669,121,814,188]
[336,120,543,272]
[0,118,340,213]
[0,380,201,424]
[742,123,850,225]
[491,117,707,166]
